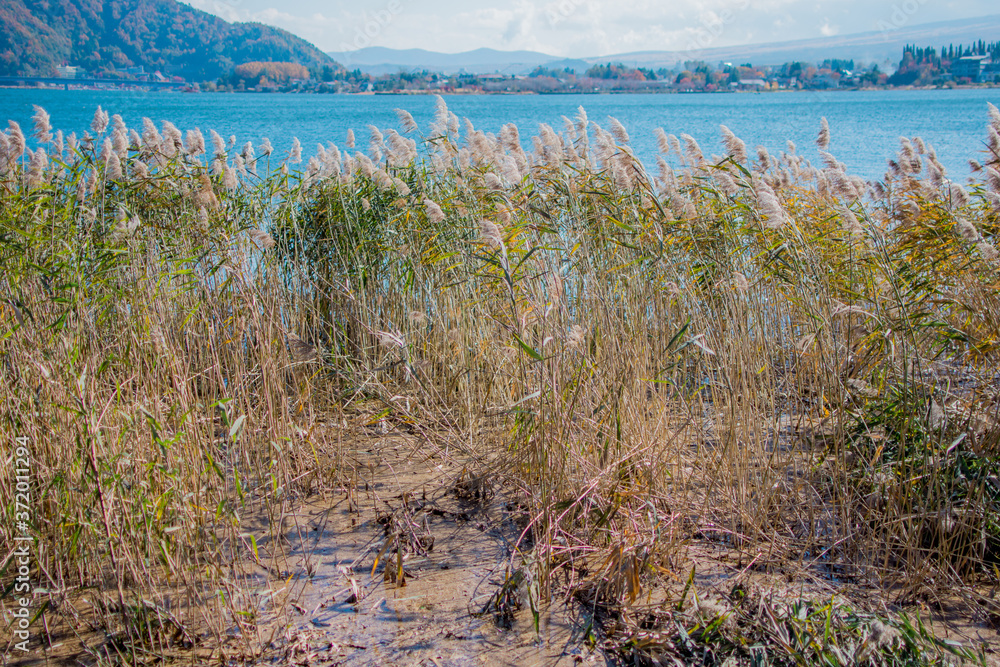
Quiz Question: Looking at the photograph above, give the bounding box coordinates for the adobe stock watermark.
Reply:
[205,0,245,17]
[336,0,404,67]
[679,1,752,64]
[545,0,585,27]
[876,0,931,39]
[7,435,34,654]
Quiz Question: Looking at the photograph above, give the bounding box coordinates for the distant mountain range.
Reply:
[0,0,339,81]
[327,47,590,77]
[330,14,1000,75]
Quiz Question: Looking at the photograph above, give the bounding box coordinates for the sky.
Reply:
[186,0,999,58]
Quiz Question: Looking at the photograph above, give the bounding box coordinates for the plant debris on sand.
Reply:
[2,100,1000,665]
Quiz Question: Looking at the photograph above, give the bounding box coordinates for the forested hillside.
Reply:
[0,0,338,80]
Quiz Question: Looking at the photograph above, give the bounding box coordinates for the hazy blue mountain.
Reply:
[331,13,1000,75]
[327,47,560,75]
[595,14,1000,69]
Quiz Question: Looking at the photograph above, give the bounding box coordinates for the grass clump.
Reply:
[2,100,999,663]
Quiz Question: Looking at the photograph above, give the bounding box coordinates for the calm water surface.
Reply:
[1,87,997,180]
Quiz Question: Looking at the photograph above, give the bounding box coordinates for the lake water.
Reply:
[1,87,997,181]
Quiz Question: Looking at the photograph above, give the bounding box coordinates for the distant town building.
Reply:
[55,65,78,78]
[951,55,990,82]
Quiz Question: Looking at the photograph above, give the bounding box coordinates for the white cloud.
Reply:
[188,0,1000,57]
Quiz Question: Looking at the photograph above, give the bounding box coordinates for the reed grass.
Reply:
[2,99,999,663]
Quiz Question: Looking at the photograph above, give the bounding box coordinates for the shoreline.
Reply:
[2,83,998,95]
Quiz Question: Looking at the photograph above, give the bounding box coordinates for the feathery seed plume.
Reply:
[839,205,863,236]
[897,138,920,173]
[715,170,739,196]
[324,142,341,176]
[424,198,445,223]
[654,127,670,155]
[989,125,1000,157]
[260,137,273,156]
[376,331,405,349]
[499,123,521,152]
[194,173,220,209]
[561,115,578,144]
[368,125,385,154]
[495,202,512,224]
[986,167,1000,194]
[27,147,47,187]
[248,228,276,250]
[345,129,355,149]
[99,138,113,164]
[978,241,999,264]
[289,137,302,164]
[391,176,411,196]
[432,95,449,134]
[989,102,1000,131]
[106,151,122,180]
[222,165,238,191]
[668,134,682,157]
[478,219,503,249]
[161,121,182,156]
[304,156,320,185]
[950,183,970,207]
[955,217,980,242]
[8,121,25,159]
[754,179,787,228]
[719,125,747,163]
[91,106,109,135]
[195,206,209,230]
[818,150,841,171]
[608,116,630,144]
[373,169,393,191]
[680,134,704,164]
[817,117,830,150]
[31,105,52,143]
[756,146,772,172]
[111,113,126,137]
[185,128,206,156]
[501,156,521,185]
[395,108,418,133]
[112,126,129,156]
[567,325,586,349]
[357,153,375,177]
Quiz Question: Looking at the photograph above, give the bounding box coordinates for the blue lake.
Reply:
[1,87,997,181]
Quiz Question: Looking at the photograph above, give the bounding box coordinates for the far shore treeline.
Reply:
[1,0,998,94]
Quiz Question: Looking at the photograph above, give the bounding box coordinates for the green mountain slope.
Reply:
[0,0,339,80]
